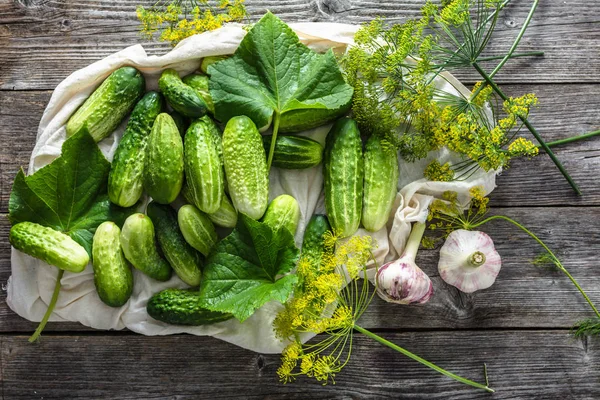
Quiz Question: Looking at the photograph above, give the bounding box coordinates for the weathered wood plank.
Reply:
[2,206,599,332]
[2,331,598,399]
[1,1,599,89]
[2,84,599,212]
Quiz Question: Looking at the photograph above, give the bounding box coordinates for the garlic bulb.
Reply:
[438,229,501,293]
[375,222,434,304]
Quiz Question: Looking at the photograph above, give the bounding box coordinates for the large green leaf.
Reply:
[199,213,299,322]
[9,130,136,256]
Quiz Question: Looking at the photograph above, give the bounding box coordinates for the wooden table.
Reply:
[1,1,599,398]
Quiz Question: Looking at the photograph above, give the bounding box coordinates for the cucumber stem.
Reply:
[267,112,281,171]
[29,268,64,343]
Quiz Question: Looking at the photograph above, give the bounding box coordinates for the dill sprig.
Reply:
[572,318,600,337]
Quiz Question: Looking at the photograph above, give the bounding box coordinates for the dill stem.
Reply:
[29,269,64,343]
[472,61,581,195]
[353,325,495,393]
[476,51,544,62]
[470,215,600,319]
[544,130,600,149]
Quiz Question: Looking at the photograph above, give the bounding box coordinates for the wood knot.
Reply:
[315,0,353,20]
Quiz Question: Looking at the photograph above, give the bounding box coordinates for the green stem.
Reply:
[476,51,544,63]
[403,222,426,260]
[267,112,281,171]
[353,325,494,393]
[544,130,600,149]
[472,61,581,195]
[470,215,600,318]
[29,269,64,343]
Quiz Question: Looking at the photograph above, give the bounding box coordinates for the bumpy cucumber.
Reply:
[147,288,232,326]
[184,118,224,214]
[66,66,145,142]
[301,214,331,262]
[108,91,164,207]
[92,222,133,307]
[143,113,184,204]
[120,213,172,281]
[170,111,190,137]
[222,116,269,220]
[9,222,89,273]
[181,182,237,228]
[324,118,364,238]
[146,202,202,287]
[261,195,301,236]
[201,55,229,74]
[362,136,399,232]
[182,74,215,114]
[158,69,207,118]
[279,104,352,134]
[178,204,217,257]
[262,135,323,169]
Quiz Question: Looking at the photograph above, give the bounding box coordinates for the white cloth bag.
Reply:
[7,23,496,354]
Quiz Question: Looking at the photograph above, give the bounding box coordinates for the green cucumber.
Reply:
[146,202,202,287]
[178,204,218,257]
[66,66,145,142]
[108,91,164,207]
[143,113,184,204]
[301,214,331,262]
[201,55,229,74]
[184,118,224,214]
[147,288,232,326]
[170,111,190,137]
[182,182,237,228]
[262,195,301,236]
[92,221,133,307]
[222,116,269,220]
[158,69,207,118]
[324,118,364,238]
[9,222,89,273]
[182,74,215,114]
[120,213,172,281]
[362,136,399,232]
[262,135,323,169]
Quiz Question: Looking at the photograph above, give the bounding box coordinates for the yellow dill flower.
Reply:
[424,160,454,182]
[508,137,539,157]
[312,355,341,384]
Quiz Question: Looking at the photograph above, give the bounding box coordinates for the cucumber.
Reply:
[108,91,164,207]
[143,113,184,204]
[201,55,229,74]
[92,221,133,307]
[66,66,145,142]
[158,69,208,118]
[120,213,172,281]
[182,182,237,228]
[324,118,364,238]
[9,222,89,273]
[178,204,218,257]
[147,288,232,326]
[170,111,190,137]
[146,202,202,287]
[182,74,215,114]
[261,195,301,236]
[222,116,269,220]
[279,104,352,134]
[262,135,323,169]
[184,118,224,214]
[362,136,399,232]
[301,214,331,262]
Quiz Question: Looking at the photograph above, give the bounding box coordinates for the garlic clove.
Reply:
[376,259,434,304]
[438,229,502,293]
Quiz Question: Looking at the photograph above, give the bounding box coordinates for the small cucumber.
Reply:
[178,204,218,257]
[201,55,229,74]
[147,288,232,326]
[279,104,352,134]
[301,214,331,262]
[143,113,184,204]
[182,74,215,114]
[92,222,133,307]
[261,195,301,236]
[362,136,399,232]
[146,202,202,287]
[120,213,172,281]
[184,118,224,214]
[66,66,145,142]
[158,69,208,118]
[170,111,190,137]
[181,182,237,228]
[262,135,323,169]
[222,116,269,220]
[324,118,364,238]
[108,91,164,207]
[9,222,89,273]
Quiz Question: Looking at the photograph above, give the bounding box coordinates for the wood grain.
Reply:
[1,1,599,89]
[2,331,598,399]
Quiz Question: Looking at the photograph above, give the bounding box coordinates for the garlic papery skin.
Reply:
[438,230,502,293]
[375,222,434,304]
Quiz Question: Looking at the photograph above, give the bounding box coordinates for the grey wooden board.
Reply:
[1,0,600,398]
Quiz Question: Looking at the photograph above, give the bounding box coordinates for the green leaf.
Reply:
[199,213,299,322]
[9,129,136,257]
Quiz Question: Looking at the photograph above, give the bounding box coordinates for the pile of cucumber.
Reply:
[12,60,400,326]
